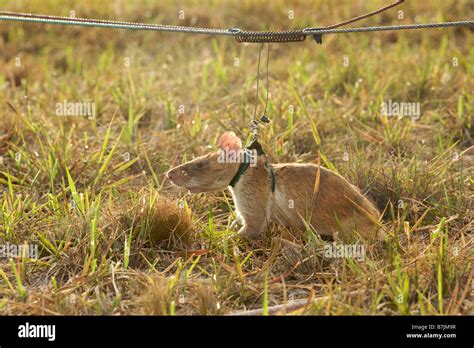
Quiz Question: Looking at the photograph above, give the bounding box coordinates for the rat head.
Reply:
[167,131,248,193]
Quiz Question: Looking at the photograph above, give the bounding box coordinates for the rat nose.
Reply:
[166,169,176,181]
[167,168,184,185]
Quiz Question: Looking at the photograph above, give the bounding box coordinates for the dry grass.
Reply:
[0,0,473,315]
[119,188,195,247]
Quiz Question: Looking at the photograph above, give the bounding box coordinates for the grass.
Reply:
[0,0,472,315]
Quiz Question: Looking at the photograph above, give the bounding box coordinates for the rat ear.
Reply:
[218,131,242,151]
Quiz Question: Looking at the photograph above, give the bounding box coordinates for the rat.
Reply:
[167,131,384,241]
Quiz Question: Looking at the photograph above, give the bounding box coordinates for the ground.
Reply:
[0,0,472,315]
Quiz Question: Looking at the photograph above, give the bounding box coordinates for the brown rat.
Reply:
[167,131,384,241]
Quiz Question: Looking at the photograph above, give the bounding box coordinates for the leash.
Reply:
[229,42,275,193]
[228,43,275,193]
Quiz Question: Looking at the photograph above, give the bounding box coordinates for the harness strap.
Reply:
[229,159,250,188]
[228,140,275,192]
[267,162,276,192]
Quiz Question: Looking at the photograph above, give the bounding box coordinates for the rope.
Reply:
[253,44,265,122]
[0,11,237,36]
[324,0,404,29]
[303,21,474,35]
[251,43,271,140]
[0,1,406,43]
[263,44,270,119]
[0,10,473,43]
[253,44,270,122]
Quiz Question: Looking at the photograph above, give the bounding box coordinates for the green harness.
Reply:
[229,140,275,192]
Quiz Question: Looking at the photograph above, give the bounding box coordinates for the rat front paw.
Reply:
[237,226,263,240]
[230,219,241,231]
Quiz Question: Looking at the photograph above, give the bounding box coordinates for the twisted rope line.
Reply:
[303,21,474,35]
[0,11,237,36]
[324,0,404,29]
[0,10,473,43]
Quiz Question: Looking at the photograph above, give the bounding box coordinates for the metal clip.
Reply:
[312,34,323,44]
[260,115,270,123]
[303,28,323,44]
